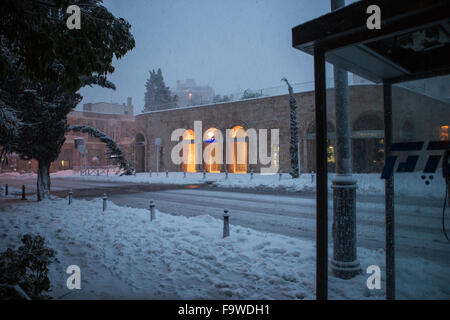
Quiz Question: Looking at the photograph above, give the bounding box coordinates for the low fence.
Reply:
[72,166,120,176]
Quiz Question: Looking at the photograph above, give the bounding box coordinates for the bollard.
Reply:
[166,170,168,178]
[21,185,26,200]
[97,169,100,176]
[149,200,156,221]
[223,209,230,238]
[5,184,8,196]
[225,169,228,180]
[279,172,282,181]
[203,170,206,179]
[107,168,109,176]
[102,193,107,211]
[250,170,254,180]
[68,189,73,205]
[149,170,152,178]
[184,170,186,178]
[311,171,315,183]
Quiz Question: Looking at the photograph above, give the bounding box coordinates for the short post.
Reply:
[225,169,228,180]
[97,169,100,176]
[223,209,230,238]
[279,172,282,181]
[102,193,107,211]
[165,170,168,178]
[106,168,109,176]
[21,185,26,200]
[184,170,186,178]
[149,200,156,221]
[311,171,315,183]
[149,170,152,178]
[5,184,8,196]
[250,170,254,180]
[203,170,206,179]
[68,189,73,205]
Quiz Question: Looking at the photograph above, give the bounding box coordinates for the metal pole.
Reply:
[329,0,360,280]
[297,142,301,175]
[384,81,395,300]
[68,189,73,205]
[225,169,228,180]
[102,193,107,211]
[203,169,206,179]
[184,170,186,178]
[223,209,230,238]
[314,47,328,300]
[149,200,156,221]
[5,184,8,196]
[21,185,26,200]
[250,170,254,180]
[156,146,159,175]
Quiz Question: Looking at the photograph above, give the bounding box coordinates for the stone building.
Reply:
[134,84,450,174]
[3,84,448,175]
[83,97,134,116]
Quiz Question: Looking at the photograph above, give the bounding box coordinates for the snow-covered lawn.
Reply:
[51,170,446,198]
[0,196,389,300]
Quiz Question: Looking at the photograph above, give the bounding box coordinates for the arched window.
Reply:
[182,130,196,172]
[306,122,336,172]
[203,128,222,173]
[227,126,247,173]
[352,113,384,173]
[134,133,146,172]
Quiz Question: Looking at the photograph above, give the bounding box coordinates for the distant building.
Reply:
[174,79,215,107]
[2,99,137,173]
[83,97,134,116]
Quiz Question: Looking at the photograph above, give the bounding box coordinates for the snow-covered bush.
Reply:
[0,234,59,300]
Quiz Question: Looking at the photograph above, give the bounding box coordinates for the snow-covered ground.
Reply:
[0,196,449,299]
[45,170,447,199]
[0,197,375,299]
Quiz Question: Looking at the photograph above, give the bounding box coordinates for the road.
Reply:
[1,174,449,266]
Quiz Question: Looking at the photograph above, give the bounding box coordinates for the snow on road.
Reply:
[48,170,447,199]
[0,196,449,299]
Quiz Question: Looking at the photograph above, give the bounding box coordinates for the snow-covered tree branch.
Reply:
[67,125,134,175]
[282,78,300,178]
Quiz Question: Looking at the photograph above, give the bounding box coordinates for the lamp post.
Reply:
[329,0,361,279]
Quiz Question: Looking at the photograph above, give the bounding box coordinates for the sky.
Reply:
[77,0,359,113]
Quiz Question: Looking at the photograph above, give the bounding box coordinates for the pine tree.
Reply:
[282,78,300,178]
[6,74,82,200]
[143,68,177,112]
[0,0,135,199]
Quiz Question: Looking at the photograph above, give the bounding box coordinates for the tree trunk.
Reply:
[37,159,51,201]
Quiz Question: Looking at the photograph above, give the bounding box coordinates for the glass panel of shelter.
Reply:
[391,75,450,299]
[325,59,386,299]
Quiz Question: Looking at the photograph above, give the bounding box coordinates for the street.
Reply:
[1,174,449,267]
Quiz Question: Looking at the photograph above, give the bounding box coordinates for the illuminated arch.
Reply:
[203,128,222,173]
[227,126,247,173]
[182,129,196,172]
